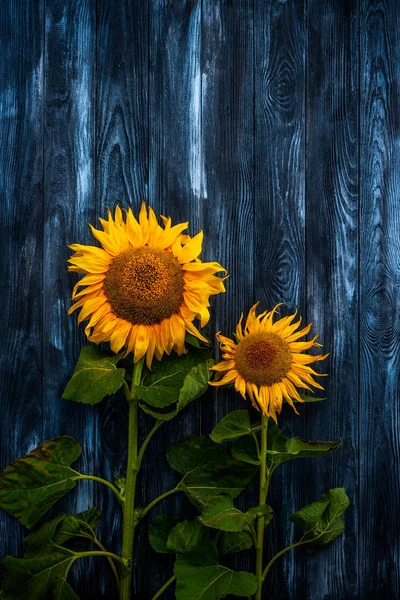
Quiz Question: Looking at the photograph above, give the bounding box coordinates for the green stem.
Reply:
[151,575,176,600]
[74,550,125,563]
[137,420,163,472]
[120,358,144,600]
[262,541,305,582]
[140,487,179,520]
[255,414,269,600]
[75,474,124,504]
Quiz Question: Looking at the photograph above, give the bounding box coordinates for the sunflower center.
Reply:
[234,331,292,386]
[103,247,185,325]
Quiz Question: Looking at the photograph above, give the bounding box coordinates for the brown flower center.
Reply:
[234,331,292,386]
[103,247,185,325]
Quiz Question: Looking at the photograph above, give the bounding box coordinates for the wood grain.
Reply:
[43,0,99,596]
[1,1,400,597]
[0,0,44,579]
[253,1,306,596]
[359,0,400,596]
[303,1,359,598]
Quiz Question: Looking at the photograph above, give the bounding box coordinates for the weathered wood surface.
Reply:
[1,0,399,598]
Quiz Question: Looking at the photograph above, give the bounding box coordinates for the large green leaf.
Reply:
[138,351,214,418]
[1,509,100,599]
[174,540,257,600]
[0,437,82,528]
[200,495,272,532]
[62,346,125,405]
[231,436,260,465]
[210,410,260,443]
[167,435,225,474]
[149,515,180,554]
[266,421,341,468]
[167,436,257,508]
[218,531,253,555]
[232,421,341,469]
[167,520,208,553]
[290,487,349,553]
[54,580,80,600]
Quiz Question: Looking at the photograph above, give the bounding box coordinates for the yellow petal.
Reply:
[209,369,239,386]
[134,325,149,363]
[177,232,203,264]
[210,360,236,372]
[110,320,132,353]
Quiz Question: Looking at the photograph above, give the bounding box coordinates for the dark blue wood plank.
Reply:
[43,1,98,596]
[253,1,307,597]
[303,1,359,598]
[360,0,400,596]
[302,1,359,598]
[201,0,255,578]
[96,1,149,597]
[147,1,202,596]
[0,0,44,579]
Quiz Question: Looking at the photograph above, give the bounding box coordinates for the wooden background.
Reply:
[1,0,399,598]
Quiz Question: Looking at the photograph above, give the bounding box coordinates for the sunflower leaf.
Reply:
[265,421,341,469]
[174,540,257,600]
[135,349,209,408]
[135,349,212,408]
[218,531,253,555]
[290,487,349,553]
[167,520,208,553]
[149,514,180,554]
[231,436,260,465]
[62,346,125,405]
[167,436,257,509]
[1,509,100,599]
[54,580,80,600]
[0,437,82,528]
[295,392,326,403]
[185,332,211,348]
[210,410,260,443]
[200,495,272,532]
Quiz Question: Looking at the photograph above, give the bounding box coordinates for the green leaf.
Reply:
[210,410,260,443]
[62,346,125,405]
[1,509,99,599]
[136,349,213,414]
[149,515,180,554]
[218,531,253,555]
[231,436,260,465]
[54,580,80,600]
[52,507,101,545]
[185,332,211,348]
[295,393,326,403]
[0,437,82,528]
[174,540,257,600]
[266,421,341,468]
[167,520,207,553]
[167,436,258,508]
[200,495,272,532]
[54,581,79,600]
[290,487,349,553]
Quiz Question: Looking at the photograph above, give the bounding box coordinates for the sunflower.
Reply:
[209,303,328,421]
[68,204,226,368]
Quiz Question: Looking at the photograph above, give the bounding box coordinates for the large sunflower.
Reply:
[209,303,328,421]
[68,204,226,368]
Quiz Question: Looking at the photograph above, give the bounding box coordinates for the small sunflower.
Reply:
[68,204,226,368]
[209,303,328,422]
